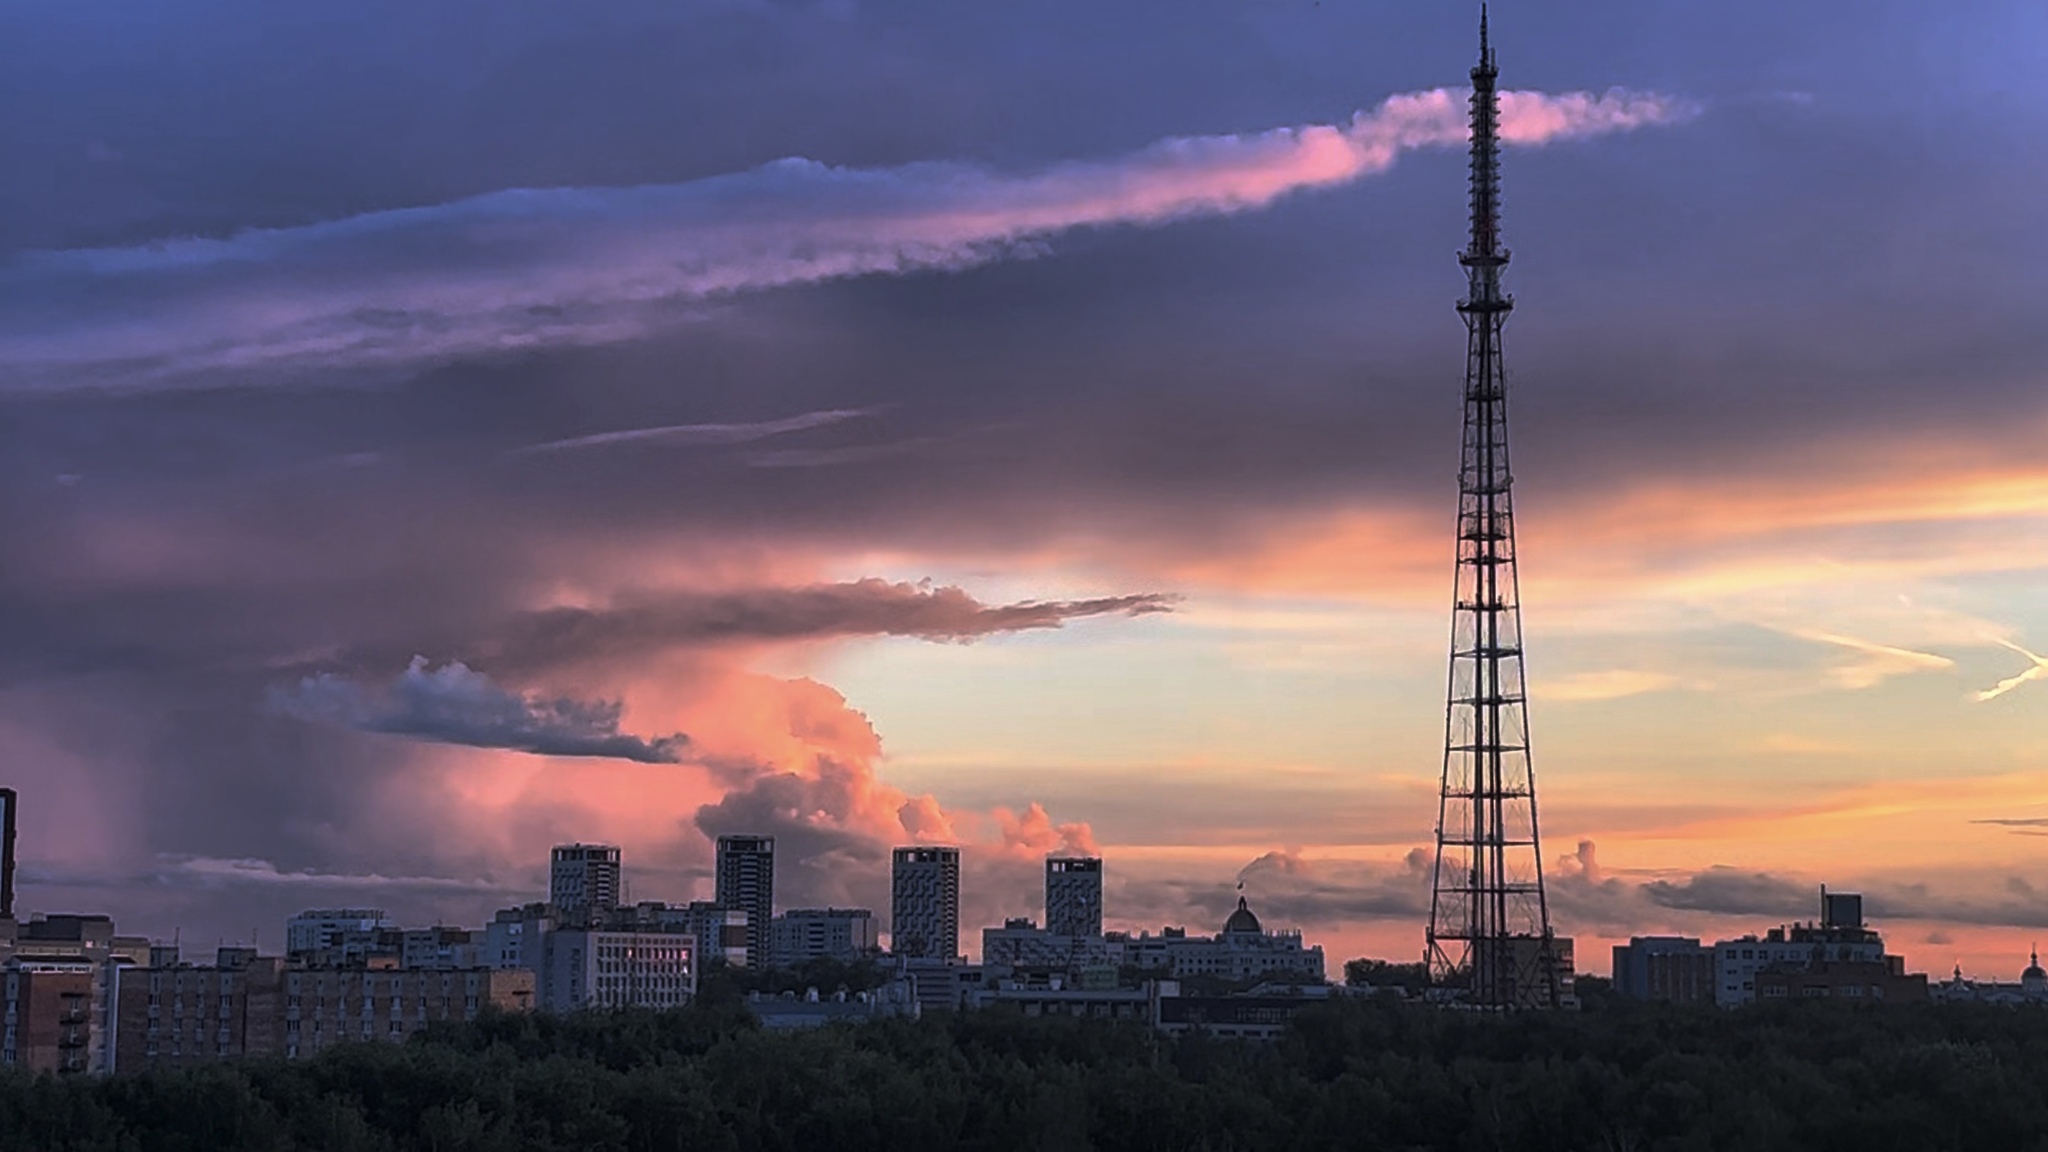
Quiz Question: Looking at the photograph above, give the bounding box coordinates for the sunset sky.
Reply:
[4,0,2047,979]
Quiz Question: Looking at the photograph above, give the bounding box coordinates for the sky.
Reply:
[3,0,2048,979]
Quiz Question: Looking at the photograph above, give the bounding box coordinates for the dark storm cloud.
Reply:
[271,656,689,763]
[1640,866,1813,917]
[1,0,2042,952]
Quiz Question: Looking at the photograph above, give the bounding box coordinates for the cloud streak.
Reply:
[0,87,1690,391]
[515,408,877,454]
[272,656,688,762]
[478,579,1178,671]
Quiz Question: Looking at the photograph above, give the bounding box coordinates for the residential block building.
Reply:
[549,844,622,928]
[1045,857,1103,938]
[891,847,961,961]
[714,836,775,967]
[539,929,695,1013]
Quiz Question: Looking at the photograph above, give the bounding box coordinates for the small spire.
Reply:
[1479,5,1491,68]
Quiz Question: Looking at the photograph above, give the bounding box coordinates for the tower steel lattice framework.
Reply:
[1423,9,1561,1010]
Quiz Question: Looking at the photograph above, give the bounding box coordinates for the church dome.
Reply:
[1223,896,1263,935]
[2024,948,2046,989]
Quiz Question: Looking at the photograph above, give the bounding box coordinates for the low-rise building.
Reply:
[484,903,557,971]
[1113,898,1326,984]
[1,964,96,1075]
[1712,889,1913,1007]
[1612,936,1714,1003]
[981,918,1121,972]
[747,983,919,1030]
[1151,984,1322,1042]
[770,908,879,968]
[1930,952,2048,1005]
[1756,959,1927,1004]
[609,902,749,969]
[285,910,391,959]
[280,966,533,1059]
[540,929,695,1013]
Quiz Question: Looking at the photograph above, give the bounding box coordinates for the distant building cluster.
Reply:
[0,782,1341,1072]
[1612,890,1934,1007]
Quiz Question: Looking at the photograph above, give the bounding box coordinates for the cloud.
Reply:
[478,579,1176,671]
[1539,669,1682,702]
[0,87,1690,391]
[1793,630,1954,690]
[272,656,688,762]
[23,856,506,894]
[515,407,877,454]
[1640,866,1815,917]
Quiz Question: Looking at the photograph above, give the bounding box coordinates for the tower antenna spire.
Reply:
[1424,12,1564,1011]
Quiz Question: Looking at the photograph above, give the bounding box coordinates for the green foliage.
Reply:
[1343,958,1430,992]
[8,1000,2048,1150]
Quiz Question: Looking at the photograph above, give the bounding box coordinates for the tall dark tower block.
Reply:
[0,787,15,919]
[714,835,776,967]
[1045,856,1103,937]
[1424,9,1561,1010]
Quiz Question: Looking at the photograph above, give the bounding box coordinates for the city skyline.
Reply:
[3,0,2048,980]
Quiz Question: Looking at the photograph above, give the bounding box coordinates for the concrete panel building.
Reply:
[0,965,95,1076]
[540,929,695,1013]
[1045,857,1103,938]
[1613,937,1713,1003]
[890,847,961,962]
[549,844,622,928]
[769,908,878,968]
[714,836,775,967]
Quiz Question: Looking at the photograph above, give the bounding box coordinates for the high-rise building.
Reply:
[0,787,16,921]
[714,835,775,966]
[890,847,960,961]
[550,844,622,927]
[1423,11,1563,1010]
[1045,857,1103,938]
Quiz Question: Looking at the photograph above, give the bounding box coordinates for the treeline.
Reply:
[6,998,2048,1151]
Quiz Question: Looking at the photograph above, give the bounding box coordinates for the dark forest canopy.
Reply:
[6,998,2048,1152]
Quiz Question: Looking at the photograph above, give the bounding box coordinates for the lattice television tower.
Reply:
[1423,8,1562,1010]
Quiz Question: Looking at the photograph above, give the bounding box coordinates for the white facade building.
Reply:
[1712,892,1890,1007]
[770,908,879,968]
[540,929,695,1013]
[891,847,961,961]
[1113,898,1326,984]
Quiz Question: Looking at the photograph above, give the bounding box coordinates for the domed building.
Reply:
[1222,897,1263,937]
[1110,892,1326,983]
[2023,949,2048,998]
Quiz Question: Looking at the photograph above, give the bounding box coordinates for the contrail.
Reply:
[0,87,1692,392]
[514,407,878,454]
[1976,637,2048,702]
